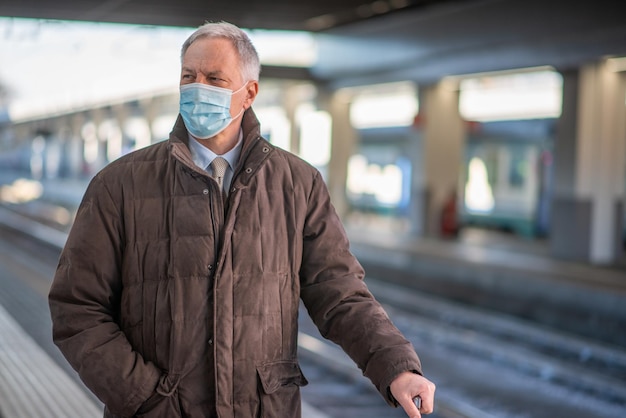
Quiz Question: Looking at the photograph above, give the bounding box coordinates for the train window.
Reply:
[508,147,528,188]
[346,153,406,208]
[464,157,495,213]
[478,147,499,187]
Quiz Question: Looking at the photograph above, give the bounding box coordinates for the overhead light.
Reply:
[606,57,626,72]
[305,14,337,31]
[458,69,563,122]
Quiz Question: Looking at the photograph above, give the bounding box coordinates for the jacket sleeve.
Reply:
[48,174,160,417]
[299,171,422,406]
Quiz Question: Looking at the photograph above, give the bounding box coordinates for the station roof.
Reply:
[1,0,626,86]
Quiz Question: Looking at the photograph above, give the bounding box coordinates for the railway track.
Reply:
[1,204,625,417]
[296,276,626,418]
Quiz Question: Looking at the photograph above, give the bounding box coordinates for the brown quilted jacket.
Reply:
[49,109,422,418]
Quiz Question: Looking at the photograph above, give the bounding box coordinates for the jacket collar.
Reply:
[168,108,274,186]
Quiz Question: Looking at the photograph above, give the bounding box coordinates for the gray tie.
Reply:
[210,156,229,195]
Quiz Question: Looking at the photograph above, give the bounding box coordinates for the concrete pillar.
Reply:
[109,104,129,161]
[138,97,158,148]
[83,107,106,173]
[282,83,304,155]
[323,89,357,219]
[408,109,426,236]
[147,93,179,142]
[552,61,626,265]
[415,79,465,237]
[67,113,86,178]
[43,117,68,179]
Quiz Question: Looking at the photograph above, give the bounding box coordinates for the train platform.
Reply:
[0,269,331,418]
[0,302,102,417]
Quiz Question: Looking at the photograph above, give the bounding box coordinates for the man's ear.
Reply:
[243,80,259,109]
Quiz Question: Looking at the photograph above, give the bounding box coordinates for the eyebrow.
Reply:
[181,67,226,78]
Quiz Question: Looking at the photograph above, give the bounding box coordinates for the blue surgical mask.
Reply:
[179,82,246,139]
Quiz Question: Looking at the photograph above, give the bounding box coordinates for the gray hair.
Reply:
[181,21,261,82]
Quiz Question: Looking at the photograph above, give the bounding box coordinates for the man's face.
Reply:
[180,37,252,117]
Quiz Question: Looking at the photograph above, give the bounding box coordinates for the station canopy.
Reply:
[1,0,625,86]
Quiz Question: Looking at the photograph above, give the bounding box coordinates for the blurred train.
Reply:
[345,126,414,216]
[459,118,555,238]
[346,118,557,238]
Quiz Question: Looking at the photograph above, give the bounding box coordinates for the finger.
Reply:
[417,393,435,415]
[417,382,436,414]
[398,396,421,418]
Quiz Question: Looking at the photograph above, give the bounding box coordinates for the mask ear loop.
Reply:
[231,81,249,95]
[231,81,250,119]
[232,107,245,120]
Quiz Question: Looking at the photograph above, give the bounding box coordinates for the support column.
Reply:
[282,83,304,155]
[414,79,465,237]
[110,103,130,161]
[324,89,357,219]
[83,107,106,174]
[552,61,626,264]
[67,113,86,178]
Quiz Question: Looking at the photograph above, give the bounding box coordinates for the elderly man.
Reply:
[49,21,435,418]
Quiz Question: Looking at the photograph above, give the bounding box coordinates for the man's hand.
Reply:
[390,371,436,418]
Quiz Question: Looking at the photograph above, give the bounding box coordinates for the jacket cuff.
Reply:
[373,360,422,406]
[385,369,422,407]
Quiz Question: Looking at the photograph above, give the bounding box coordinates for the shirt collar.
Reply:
[188,130,243,172]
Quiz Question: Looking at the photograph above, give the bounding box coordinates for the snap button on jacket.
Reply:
[49,109,422,418]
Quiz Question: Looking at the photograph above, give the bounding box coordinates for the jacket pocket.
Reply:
[134,394,182,418]
[135,374,183,418]
[257,360,308,418]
